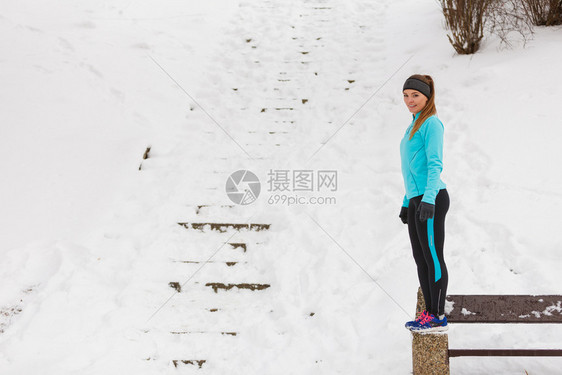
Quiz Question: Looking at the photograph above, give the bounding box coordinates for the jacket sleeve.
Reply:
[421,118,444,205]
[402,194,409,208]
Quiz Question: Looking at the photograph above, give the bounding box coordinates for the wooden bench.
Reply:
[412,289,562,375]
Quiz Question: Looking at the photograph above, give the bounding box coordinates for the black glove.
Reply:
[417,202,435,222]
[399,206,408,224]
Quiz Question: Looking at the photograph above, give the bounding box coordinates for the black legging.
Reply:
[407,189,449,316]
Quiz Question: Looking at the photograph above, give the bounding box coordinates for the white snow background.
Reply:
[1,0,562,374]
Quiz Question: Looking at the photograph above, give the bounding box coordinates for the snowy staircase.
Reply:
[220,0,379,157]
[140,0,385,370]
[177,222,270,232]
[163,206,272,370]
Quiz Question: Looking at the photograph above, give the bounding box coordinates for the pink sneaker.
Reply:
[409,313,448,332]
[405,310,429,330]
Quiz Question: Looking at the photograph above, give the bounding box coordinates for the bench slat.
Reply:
[449,349,562,357]
[446,295,562,323]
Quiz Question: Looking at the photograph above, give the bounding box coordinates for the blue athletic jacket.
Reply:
[400,112,446,207]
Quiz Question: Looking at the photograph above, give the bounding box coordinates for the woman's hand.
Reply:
[417,202,435,222]
[399,206,408,224]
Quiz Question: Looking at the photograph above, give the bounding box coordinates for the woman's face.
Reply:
[403,89,428,114]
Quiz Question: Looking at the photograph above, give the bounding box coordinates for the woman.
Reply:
[399,74,450,332]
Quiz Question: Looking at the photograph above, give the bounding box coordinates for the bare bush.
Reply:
[439,0,493,54]
[486,0,535,49]
[519,0,562,26]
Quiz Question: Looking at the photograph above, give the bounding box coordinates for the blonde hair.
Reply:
[405,74,437,140]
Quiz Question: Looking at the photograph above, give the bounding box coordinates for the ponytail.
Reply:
[406,74,437,140]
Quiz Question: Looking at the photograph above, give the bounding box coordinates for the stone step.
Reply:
[171,331,238,336]
[262,98,303,104]
[260,107,295,111]
[246,130,290,134]
[193,204,235,215]
[273,120,296,124]
[229,243,247,252]
[178,222,271,232]
[269,131,289,134]
[168,282,271,294]
[172,359,206,369]
[206,282,271,293]
[152,305,275,331]
[157,303,273,316]
[172,260,248,267]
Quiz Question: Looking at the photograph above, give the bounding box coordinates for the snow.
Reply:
[1,0,562,374]
[461,308,476,316]
[529,302,562,318]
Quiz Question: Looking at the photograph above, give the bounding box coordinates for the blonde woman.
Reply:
[399,74,450,332]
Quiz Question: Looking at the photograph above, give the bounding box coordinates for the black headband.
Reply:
[403,78,431,99]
